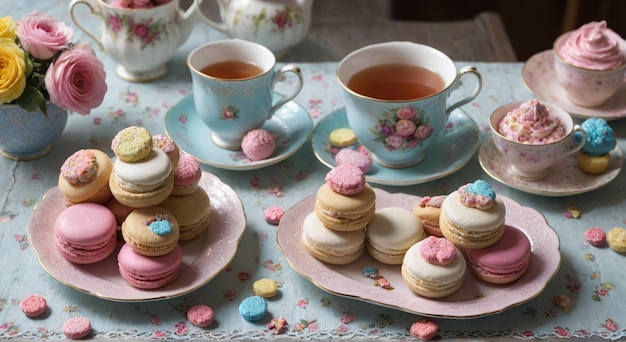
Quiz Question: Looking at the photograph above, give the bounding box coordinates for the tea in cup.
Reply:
[489,99,587,180]
[188,39,303,150]
[69,0,197,82]
[553,21,626,107]
[336,41,482,168]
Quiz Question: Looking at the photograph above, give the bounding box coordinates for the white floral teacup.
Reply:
[489,101,587,180]
[69,0,197,82]
[188,39,303,150]
[336,41,482,168]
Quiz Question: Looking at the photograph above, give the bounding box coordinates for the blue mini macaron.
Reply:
[238,296,268,322]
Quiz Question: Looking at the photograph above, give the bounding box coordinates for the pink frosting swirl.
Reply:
[558,21,624,70]
[497,99,565,144]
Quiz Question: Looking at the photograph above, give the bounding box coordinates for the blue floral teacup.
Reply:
[188,39,303,150]
[337,41,482,168]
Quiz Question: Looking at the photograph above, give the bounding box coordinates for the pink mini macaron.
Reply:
[62,316,92,339]
[465,225,531,284]
[264,206,285,225]
[418,236,457,265]
[410,319,439,340]
[171,153,202,196]
[54,203,117,264]
[324,163,366,196]
[20,294,47,318]
[117,243,183,289]
[241,129,276,161]
[584,227,606,246]
[334,148,373,173]
[187,304,215,327]
[152,134,180,169]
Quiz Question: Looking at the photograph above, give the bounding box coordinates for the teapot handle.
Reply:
[69,0,105,51]
[196,0,229,34]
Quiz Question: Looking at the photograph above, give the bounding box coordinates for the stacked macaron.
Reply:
[58,149,114,206]
[401,236,466,298]
[439,180,506,249]
[412,195,447,237]
[576,118,616,174]
[109,126,175,208]
[302,164,375,265]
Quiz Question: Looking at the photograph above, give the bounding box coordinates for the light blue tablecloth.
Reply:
[2,0,626,339]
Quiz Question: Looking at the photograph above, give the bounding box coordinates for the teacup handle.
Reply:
[561,125,587,158]
[69,0,105,51]
[446,66,483,115]
[196,0,229,34]
[268,64,304,119]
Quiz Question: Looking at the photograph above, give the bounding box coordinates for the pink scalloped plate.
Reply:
[276,188,561,319]
[28,172,246,302]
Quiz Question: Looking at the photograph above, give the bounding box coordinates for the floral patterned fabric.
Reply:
[2,1,626,340]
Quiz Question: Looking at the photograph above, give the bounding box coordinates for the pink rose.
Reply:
[16,11,73,60]
[395,119,416,136]
[221,107,235,119]
[45,43,108,115]
[415,125,433,139]
[396,106,416,119]
[133,24,149,37]
[386,135,404,148]
[107,15,122,33]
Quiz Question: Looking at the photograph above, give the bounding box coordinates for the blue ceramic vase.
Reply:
[0,102,68,160]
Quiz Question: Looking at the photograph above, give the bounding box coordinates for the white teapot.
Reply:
[69,0,197,82]
[198,0,313,57]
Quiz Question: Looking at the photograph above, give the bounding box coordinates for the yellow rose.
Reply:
[0,16,16,40]
[0,38,26,104]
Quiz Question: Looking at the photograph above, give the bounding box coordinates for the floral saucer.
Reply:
[522,50,626,120]
[312,108,479,186]
[164,94,313,171]
[479,139,623,196]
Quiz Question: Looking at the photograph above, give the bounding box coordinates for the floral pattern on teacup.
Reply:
[106,14,168,49]
[240,6,303,34]
[369,106,433,152]
[220,105,239,120]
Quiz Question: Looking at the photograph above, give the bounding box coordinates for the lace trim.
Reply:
[3,328,626,340]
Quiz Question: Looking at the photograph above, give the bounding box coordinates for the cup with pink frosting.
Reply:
[489,99,586,180]
[553,21,626,107]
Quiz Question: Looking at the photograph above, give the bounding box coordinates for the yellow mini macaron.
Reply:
[111,126,153,162]
[577,152,610,174]
[329,128,357,147]
[252,278,278,298]
[607,227,626,253]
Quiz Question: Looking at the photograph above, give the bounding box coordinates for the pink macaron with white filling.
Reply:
[54,203,117,264]
[465,225,531,284]
[117,243,183,289]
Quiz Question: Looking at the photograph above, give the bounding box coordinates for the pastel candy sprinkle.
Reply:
[418,236,456,265]
[362,265,378,278]
[61,149,98,184]
[458,180,495,210]
[146,214,172,235]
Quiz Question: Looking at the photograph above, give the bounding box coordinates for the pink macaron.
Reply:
[241,129,276,161]
[465,225,531,284]
[324,163,366,196]
[20,294,47,318]
[171,153,202,196]
[187,304,215,327]
[117,243,183,289]
[334,148,373,173]
[62,316,92,339]
[54,203,117,264]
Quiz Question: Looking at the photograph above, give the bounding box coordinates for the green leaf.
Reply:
[15,85,48,115]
